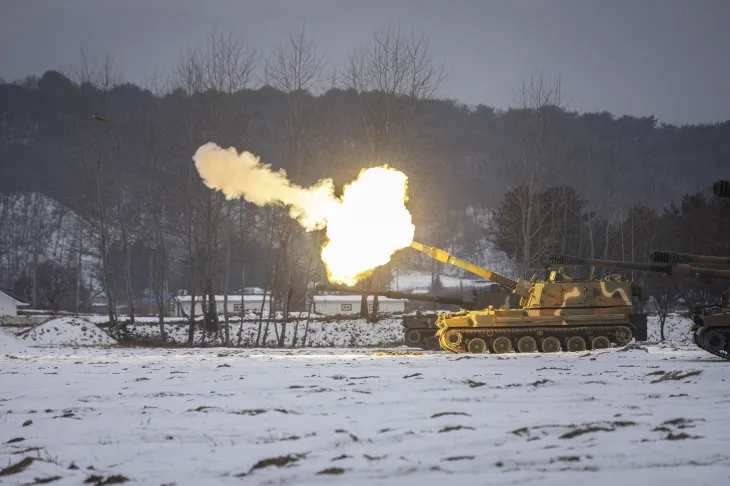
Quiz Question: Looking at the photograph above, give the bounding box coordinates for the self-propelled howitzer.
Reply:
[549,252,730,359]
[404,241,648,354]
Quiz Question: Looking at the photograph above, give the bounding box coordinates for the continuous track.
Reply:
[437,324,634,354]
[691,304,730,360]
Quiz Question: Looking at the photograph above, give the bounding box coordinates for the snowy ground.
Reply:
[1,343,729,485]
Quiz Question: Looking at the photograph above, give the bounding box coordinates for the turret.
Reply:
[409,241,533,298]
[315,284,477,309]
[548,254,730,280]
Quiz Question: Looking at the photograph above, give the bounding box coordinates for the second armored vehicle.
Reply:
[550,252,730,360]
[651,249,730,360]
[401,283,521,349]
[318,283,520,350]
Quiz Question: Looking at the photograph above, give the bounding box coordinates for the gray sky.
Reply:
[1,0,728,125]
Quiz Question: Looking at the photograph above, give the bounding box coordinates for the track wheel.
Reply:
[405,329,422,346]
[517,336,537,353]
[467,338,487,354]
[446,332,462,346]
[541,336,561,353]
[492,336,512,354]
[425,336,441,351]
[566,336,586,352]
[614,326,632,345]
[703,330,727,351]
[591,336,610,350]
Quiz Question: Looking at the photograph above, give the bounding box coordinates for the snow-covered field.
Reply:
[1,341,728,485]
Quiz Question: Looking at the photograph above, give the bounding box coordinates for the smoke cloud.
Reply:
[193,142,338,230]
[193,142,415,285]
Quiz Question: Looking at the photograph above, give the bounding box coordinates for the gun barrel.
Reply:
[409,241,525,296]
[548,254,671,274]
[316,284,468,307]
[650,251,730,267]
[548,254,730,280]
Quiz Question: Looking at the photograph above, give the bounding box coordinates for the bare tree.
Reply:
[344,24,444,160]
[172,31,258,344]
[265,25,327,346]
[138,71,172,343]
[344,24,444,318]
[71,50,124,329]
[499,69,568,277]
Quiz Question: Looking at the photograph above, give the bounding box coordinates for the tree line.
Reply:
[1,26,728,345]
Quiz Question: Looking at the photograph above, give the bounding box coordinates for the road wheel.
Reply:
[614,326,632,345]
[425,336,441,351]
[566,336,586,352]
[405,329,421,346]
[492,336,512,354]
[541,336,561,353]
[517,336,537,353]
[467,338,487,354]
[591,336,610,349]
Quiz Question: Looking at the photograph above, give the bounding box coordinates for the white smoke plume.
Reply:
[193,142,416,285]
[193,142,338,230]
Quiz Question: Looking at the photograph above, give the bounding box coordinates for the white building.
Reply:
[312,295,405,316]
[170,294,271,317]
[0,290,28,317]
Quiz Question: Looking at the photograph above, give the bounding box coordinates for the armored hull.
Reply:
[434,278,647,354]
[691,304,730,359]
[402,286,520,350]
[403,313,441,350]
[648,249,730,359]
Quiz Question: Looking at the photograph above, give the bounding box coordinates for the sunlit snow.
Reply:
[1,316,728,485]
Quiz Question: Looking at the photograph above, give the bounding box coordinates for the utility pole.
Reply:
[241,267,245,312]
[31,249,38,309]
[76,222,82,316]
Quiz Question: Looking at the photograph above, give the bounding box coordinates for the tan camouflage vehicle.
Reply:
[407,242,648,354]
[322,241,649,354]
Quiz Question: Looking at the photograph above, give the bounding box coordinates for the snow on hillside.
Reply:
[0,328,28,354]
[0,192,99,290]
[121,317,405,347]
[20,317,118,347]
[0,345,727,485]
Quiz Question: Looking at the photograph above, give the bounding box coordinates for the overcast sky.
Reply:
[1,0,728,125]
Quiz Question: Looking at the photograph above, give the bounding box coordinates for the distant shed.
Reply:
[170,294,270,317]
[312,295,405,316]
[0,290,28,317]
